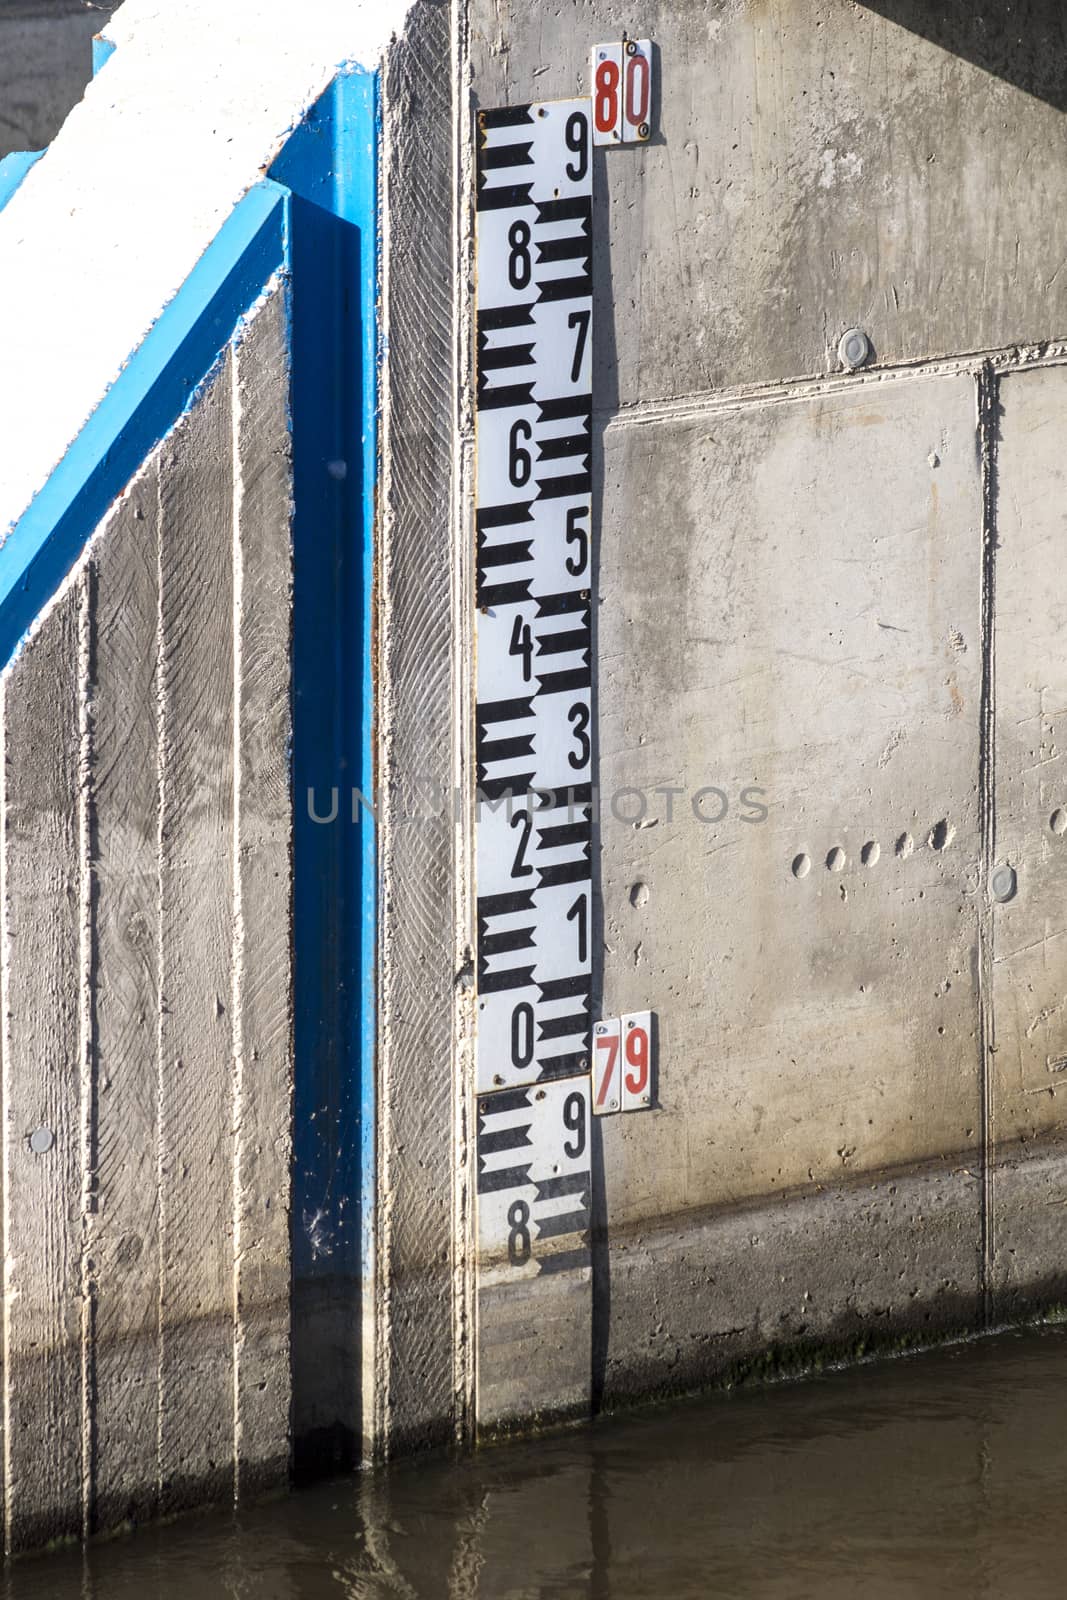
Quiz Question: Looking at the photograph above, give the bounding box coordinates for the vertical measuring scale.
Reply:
[473,98,595,1428]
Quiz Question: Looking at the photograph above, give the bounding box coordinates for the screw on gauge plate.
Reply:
[638,122,650,139]
[990,863,1017,903]
[625,39,638,55]
[838,327,871,371]
[596,1023,607,1035]
[579,1056,589,1070]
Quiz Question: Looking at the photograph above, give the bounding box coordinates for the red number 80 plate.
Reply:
[592,39,654,146]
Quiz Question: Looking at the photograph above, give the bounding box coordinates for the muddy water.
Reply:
[7,1324,1067,1598]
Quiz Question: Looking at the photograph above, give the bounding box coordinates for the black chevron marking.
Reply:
[478,1085,532,1116]
[479,341,536,371]
[537,974,591,1002]
[537,1050,589,1079]
[478,540,533,570]
[477,501,534,531]
[479,105,535,131]
[537,854,590,888]
[478,580,534,608]
[536,471,592,499]
[535,195,592,225]
[477,381,536,410]
[476,771,534,801]
[478,1122,533,1155]
[477,1162,533,1195]
[477,696,535,725]
[477,888,535,920]
[480,141,533,169]
[481,926,536,958]
[538,1245,591,1275]
[478,303,535,333]
[477,180,534,212]
[537,626,590,657]
[477,733,536,769]
[535,591,589,617]
[537,1011,589,1041]
[537,270,592,302]
[538,395,593,423]
[537,820,590,850]
[478,964,537,994]
[535,1171,590,1202]
[536,665,591,696]
[536,1207,590,1240]
[536,233,593,263]
[536,433,590,462]
[529,783,592,810]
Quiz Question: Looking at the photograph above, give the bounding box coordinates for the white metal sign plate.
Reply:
[474,97,595,1432]
[475,97,593,1099]
[592,1016,621,1115]
[592,39,653,145]
[476,1079,592,1284]
[593,1010,656,1113]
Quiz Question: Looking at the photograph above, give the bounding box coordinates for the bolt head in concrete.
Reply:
[838,328,871,371]
[991,864,1017,903]
[28,1126,54,1154]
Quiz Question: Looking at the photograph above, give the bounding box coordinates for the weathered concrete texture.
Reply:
[598,372,984,1217]
[0,284,293,1550]
[471,1,1067,402]
[601,1154,981,1407]
[376,0,466,1455]
[988,361,1067,1311]
[458,0,1067,1422]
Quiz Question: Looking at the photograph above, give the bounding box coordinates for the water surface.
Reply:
[7,1324,1067,1598]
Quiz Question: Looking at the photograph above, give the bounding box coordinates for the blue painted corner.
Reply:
[0,179,289,666]
[0,150,45,214]
[92,35,117,75]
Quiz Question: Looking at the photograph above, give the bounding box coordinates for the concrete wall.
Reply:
[4,0,1067,1544]
[429,0,1067,1426]
[0,286,292,1550]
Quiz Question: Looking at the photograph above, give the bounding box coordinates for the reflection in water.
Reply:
[5,1324,1067,1599]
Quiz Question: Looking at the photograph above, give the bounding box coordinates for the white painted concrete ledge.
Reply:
[0,0,413,538]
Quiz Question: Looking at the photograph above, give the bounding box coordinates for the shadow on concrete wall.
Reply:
[858,0,1067,111]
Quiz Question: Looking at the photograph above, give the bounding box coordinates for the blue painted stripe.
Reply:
[347,69,381,1309]
[0,178,289,667]
[0,150,44,214]
[276,68,379,1301]
[92,34,117,75]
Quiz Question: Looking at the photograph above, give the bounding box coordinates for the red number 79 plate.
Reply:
[592,1010,655,1114]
